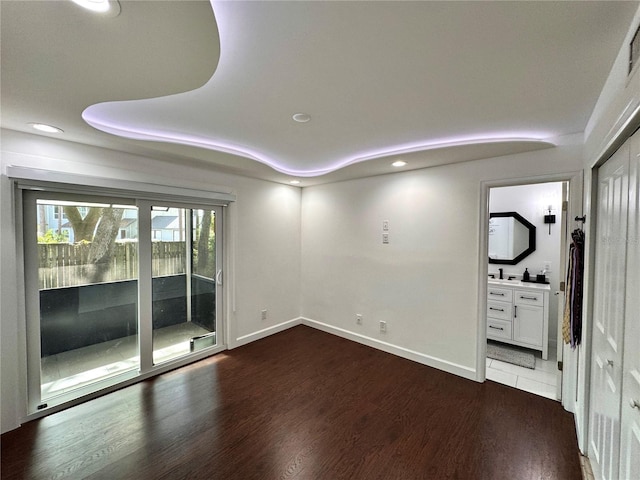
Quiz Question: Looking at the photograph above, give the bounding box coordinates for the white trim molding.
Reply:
[232,318,303,348]
[301,317,477,381]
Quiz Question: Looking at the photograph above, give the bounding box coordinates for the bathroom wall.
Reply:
[489,182,564,346]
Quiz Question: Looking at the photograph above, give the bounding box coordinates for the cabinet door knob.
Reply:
[630,399,640,410]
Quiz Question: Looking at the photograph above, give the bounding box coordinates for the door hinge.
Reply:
[557,361,563,372]
[560,281,565,292]
[562,200,568,212]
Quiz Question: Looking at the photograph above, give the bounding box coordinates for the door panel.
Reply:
[589,143,629,480]
[24,192,140,407]
[512,305,543,347]
[620,132,640,480]
[150,206,220,365]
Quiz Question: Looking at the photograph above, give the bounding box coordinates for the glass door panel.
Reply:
[34,198,139,401]
[151,207,218,364]
[190,209,217,351]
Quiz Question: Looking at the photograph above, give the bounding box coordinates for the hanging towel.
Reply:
[563,228,585,348]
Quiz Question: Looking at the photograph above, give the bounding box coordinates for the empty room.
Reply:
[1,1,639,479]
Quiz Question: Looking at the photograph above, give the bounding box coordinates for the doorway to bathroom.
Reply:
[485,181,567,400]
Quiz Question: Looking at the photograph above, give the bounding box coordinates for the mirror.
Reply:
[488,212,536,265]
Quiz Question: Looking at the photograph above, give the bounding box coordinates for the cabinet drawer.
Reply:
[514,290,544,306]
[487,301,511,321]
[487,287,513,302]
[487,318,512,340]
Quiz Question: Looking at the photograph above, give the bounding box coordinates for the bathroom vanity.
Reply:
[487,280,550,360]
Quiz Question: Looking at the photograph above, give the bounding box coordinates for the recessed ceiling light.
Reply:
[70,0,120,16]
[29,123,64,134]
[289,180,301,185]
[292,113,311,123]
[392,160,407,167]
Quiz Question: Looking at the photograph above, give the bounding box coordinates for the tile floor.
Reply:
[486,341,559,400]
[41,322,212,399]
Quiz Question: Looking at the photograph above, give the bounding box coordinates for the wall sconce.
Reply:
[544,205,556,234]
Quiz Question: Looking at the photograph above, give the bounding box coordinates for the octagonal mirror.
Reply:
[488,211,536,265]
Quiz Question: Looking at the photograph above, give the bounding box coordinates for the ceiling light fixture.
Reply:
[70,0,121,16]
[29,123,64,134]
[289,180,301,185]
[292,113,311,123]
[392,160,407,167]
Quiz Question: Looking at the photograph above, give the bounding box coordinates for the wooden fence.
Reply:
[38,242,186,289]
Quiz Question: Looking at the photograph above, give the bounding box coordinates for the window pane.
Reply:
[151,207,217,364]
[191,209,217,348]
[37,200,139,400]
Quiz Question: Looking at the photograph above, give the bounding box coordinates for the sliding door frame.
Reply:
[137,199,225,374]
[15,176,232,419]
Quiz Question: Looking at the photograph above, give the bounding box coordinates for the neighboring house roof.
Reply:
[151,215,180,230]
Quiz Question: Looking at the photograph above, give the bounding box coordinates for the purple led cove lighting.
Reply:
[84,106,553,177]
[81,0,555,177]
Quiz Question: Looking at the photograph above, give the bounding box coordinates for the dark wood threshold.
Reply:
[1,325,582,479]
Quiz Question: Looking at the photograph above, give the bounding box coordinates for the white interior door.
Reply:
[588,142,629,480]
[620,131,640,480]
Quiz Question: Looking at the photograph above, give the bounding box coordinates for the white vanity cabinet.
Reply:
[487,281,550,359]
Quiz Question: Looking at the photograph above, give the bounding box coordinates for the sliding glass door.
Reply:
[27,194,140,402]
[150,206,219,365]
[23,191,224,412]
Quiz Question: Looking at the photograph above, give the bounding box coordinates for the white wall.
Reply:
[301,136,583,379]
[0,129,302,433]
[489,182,564,346]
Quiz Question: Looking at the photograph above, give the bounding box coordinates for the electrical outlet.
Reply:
[544,261,551,272]
[356,314,363,325]
[380,320,387,333]
[382,233,389,244]
[261,309,267,321]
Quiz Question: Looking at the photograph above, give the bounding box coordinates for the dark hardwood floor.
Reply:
[1,325,582,480]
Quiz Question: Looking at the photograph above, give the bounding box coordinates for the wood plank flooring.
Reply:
[1,325,582,479]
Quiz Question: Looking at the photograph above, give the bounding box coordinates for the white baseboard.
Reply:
[232,317,302,348]
[301,317,477,381]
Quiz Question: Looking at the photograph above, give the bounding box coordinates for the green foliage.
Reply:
[38,229,69,244]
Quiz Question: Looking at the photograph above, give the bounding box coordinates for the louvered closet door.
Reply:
[588,142,629,480]
[620,131,640,480]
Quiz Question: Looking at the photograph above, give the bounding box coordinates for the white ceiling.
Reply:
[1,1,638,185]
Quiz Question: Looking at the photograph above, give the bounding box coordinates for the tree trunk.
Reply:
[38,204,47,237]
[64,206,102,242]
[85,208,124,283]
[197,210,213,277]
